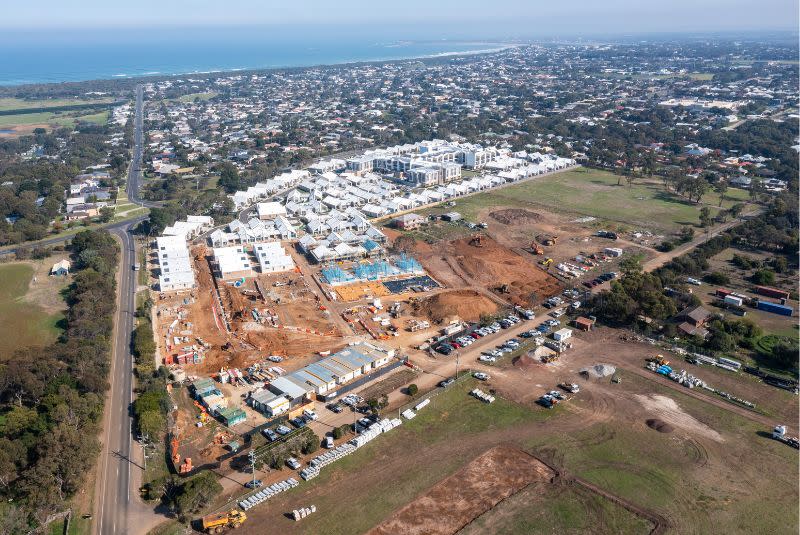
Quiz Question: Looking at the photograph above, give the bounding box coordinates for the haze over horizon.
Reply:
[3,0,798,36]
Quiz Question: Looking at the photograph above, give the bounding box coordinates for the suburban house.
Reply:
[677,305,711,338]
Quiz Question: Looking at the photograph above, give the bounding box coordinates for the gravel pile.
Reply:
[580,363,616,378]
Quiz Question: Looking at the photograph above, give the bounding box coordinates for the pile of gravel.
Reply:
[580,363,616,378]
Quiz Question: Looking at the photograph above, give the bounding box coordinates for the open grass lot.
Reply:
[526,372,798,535]
[0,97,115,112]
[0,262,66,357]
[0,109,110,128]
[423,168,748,232]
[177,92,219,103]
[459,482,652,535]
[226,361,797,535]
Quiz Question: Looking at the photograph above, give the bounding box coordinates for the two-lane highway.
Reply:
[94,86,160,535]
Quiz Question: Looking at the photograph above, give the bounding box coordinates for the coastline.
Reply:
[0,43,522,88]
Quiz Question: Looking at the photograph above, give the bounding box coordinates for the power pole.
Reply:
[248,450,256,488]
[141,433,149,472]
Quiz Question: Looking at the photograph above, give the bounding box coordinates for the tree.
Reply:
[406,384,419,396]
[751,269,775,285]
[619,253,644,275]
[699,206,712,228]
[715,180,728,207]
[98,206,114,223]
[218,162,241,194]
[174,472,222,517]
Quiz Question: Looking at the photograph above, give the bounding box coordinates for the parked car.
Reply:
[325,436,334,449]
[262,428,278,442]
[473,372,490,381]
[439,377,455,388]
[290,417,306,428]
[286,457,301,470]
[435,344,454,355]
[245,479,263,489]
[479,355,496,363]
[275,425,292,436]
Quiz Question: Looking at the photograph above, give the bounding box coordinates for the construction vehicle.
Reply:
[201,510,247,533]
[496,283,511,294]
[647,354,670,366]
[530,242,544,255]
[469,234,483,247]
[539,257,553,267]
[559,383,580,393]
[541,235,558,246]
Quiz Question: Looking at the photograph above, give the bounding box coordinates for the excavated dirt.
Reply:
[489,208,543,225]
[368,445,555,535]
[646,418,675,433]
[411,289,499,324]
[448,236,561,306]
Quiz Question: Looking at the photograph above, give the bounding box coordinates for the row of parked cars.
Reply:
[261,408,318,442]
[582,271,618,288]
[435,314,527,355]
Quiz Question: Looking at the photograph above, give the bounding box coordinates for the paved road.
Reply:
[95,223,142,535]
[128,85,161,209]
[94,86,160,535]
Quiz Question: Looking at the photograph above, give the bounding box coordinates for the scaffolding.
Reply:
[395,253,422,274]
[353,259,393,281]
[321,264,351,284]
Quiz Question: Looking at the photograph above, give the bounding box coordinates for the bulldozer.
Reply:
[530,242,544,255]
[469,234,484,247]
[541,235,558,246]
[201,510,247,533]
[647,354,670,366]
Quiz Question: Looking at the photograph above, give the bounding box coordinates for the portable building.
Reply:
[553,328,573,342]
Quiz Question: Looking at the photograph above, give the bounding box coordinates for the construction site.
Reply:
[144,196,796,535]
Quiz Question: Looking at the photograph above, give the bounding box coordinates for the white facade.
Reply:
[253,241,295,273]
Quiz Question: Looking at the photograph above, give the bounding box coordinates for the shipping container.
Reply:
[757,301,793,317]
[716,288,732,298]
[755,286,790,300]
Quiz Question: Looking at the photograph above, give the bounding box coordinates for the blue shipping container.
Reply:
[757,301,793,317]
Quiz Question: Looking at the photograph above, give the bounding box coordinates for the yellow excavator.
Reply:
[539,257,553,267]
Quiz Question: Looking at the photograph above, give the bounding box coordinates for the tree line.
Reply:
[0,230,119,532]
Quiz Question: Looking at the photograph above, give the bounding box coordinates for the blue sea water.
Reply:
[0,27,510,86]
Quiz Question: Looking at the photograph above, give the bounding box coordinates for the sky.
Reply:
[3,0,798,36]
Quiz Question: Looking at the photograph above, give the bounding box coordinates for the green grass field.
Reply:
[0,263,64,357]
[424,168,748,232]
[177,92,219,103]
[229,368,795,535]
[0,97,115,112]
[0,110,109,128]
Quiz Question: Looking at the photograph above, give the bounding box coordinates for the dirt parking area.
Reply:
[368,445,554,535]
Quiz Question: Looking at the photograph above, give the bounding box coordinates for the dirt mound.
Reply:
[412,289,498,323]
[489,209,543,225]
[646,419,675,433]
[512,354,537,369]
[580,364,616,378]
[391,234,433,254]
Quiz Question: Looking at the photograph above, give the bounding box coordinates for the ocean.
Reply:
[0,27,512,86]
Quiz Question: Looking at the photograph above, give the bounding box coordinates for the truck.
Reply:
[772,425,800,449]
[201,510,247,533]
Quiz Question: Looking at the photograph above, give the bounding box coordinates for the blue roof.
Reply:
[363,239,379,251]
